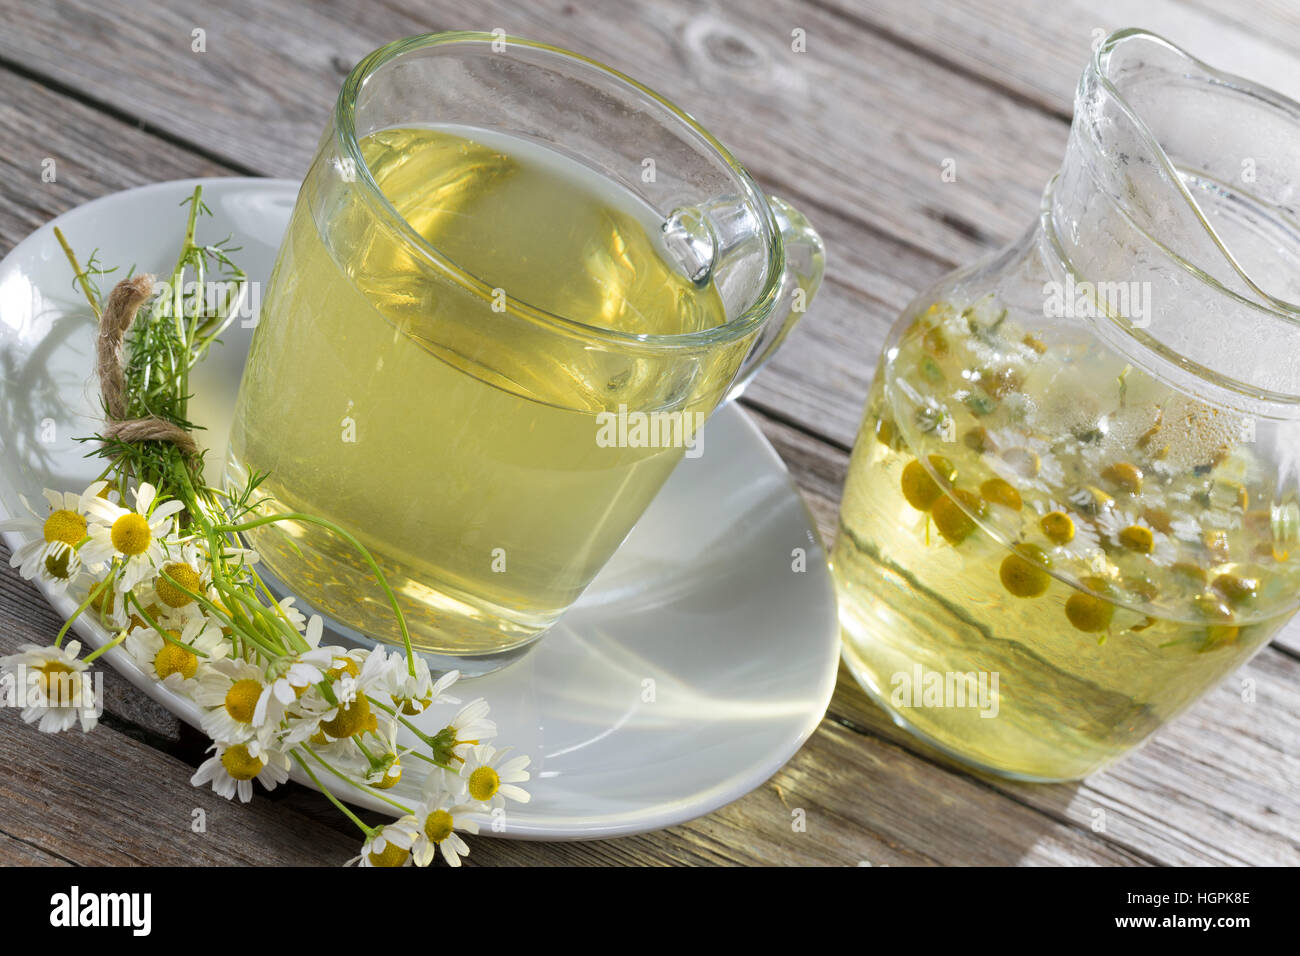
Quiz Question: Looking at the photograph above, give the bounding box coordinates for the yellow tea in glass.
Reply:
[227,34,824,675]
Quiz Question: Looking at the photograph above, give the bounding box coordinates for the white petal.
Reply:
[498,784,531,803]
[151,499,185,522]
[84,498,125,524]
[135,483,157,514]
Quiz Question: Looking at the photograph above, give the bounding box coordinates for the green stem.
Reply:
[369,696,456,767]
[54,575,112,648]
[83,630,129,664]
[53,226,103,319]
[302,744,413,815]
[289,750,376,835]
[215,512,415,669]
[122,593,212,658]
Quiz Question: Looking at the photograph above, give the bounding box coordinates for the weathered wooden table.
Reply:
[1,0,1297,866]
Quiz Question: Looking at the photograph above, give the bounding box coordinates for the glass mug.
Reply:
[833,30,1300,780]
[227,32,825,676]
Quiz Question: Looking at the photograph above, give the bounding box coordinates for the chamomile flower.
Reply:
[457,743,531,809]
[125,614,227,693]
[350,821,419,868]
[405,788,480,867]
[1168,510,1204,545]
[308,647,392,741]
[387,656,459,716]
[35,545,84,595]
[276,595,309,634]
[1096,509,1178,567]
[363,717,406,791]
[82,482,184,591]
[190,740,290,803]
[987,433,1065,497]
[194,658,278,746]
[260,640,334,720]
[0,641,99,733]
[430,698,497,765]
[1032,499,1103,568]
[0,481,106,584]
[150,541,211,612]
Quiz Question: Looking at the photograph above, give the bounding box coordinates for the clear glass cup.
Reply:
[226,32,824,676]
[833,29,1300,780]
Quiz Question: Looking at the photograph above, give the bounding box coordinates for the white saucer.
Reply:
[0,178,839,840]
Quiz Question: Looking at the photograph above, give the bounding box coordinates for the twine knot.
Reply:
[96,275,199,456]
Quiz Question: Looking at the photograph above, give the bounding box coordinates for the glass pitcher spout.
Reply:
[1047,28,1300,406]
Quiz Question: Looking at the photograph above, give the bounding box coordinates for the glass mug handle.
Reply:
[727,196,826,400]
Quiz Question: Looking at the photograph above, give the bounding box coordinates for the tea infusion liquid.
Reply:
[832,298,1300,780]
[228,127,734,657]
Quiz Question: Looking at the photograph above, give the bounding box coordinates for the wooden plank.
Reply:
[813,0,1300,116]
[4,542,1136,867]
[825,654,1300,866]
[1180,0,1300,62]
[0,830,73,866]
[0,69,228,248]
[0,708,361,865]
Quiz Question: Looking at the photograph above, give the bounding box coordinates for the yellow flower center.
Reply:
[999,545,1051,599]
[899,456,956,512]
[43,509,86,546]
[224,679,263,723]
[372,758,402,790]
[979,478,1022,511]
[44,549,73,580]
[110,513,152,556]
[1065,578,1115,633]
[424,809,454,843]
[368,841,411,867]
[154,639,197,681]
[1119,525,1154,554]
[931,489,985,545]
[320,695,376,738]
[1101,461,1143,494]
[399,694,433,716]
[1040,511,1075,545]
[37,661,78,706]
[156,562,201,607]
[467,766,501,802]
[220,743,264,781]
[327,656,360,681]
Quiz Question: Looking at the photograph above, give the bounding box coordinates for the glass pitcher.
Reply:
[226,32,824,677]
[833,29,1300,781]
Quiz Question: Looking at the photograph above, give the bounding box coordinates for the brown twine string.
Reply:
[96,274,200,457]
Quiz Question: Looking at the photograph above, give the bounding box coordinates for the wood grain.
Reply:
[0,0,1296,866]
[0,705,361,865]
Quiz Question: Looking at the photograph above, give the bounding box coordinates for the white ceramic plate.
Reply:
[0,178,839,840]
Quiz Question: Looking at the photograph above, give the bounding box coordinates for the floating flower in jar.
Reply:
[1095,509,1179,568]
